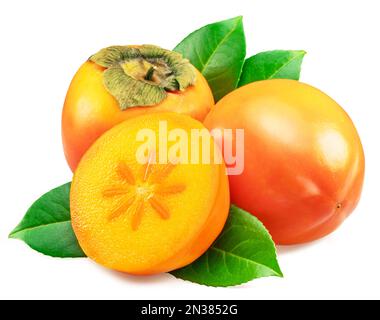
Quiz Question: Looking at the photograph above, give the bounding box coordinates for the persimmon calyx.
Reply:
[89,45,196,109]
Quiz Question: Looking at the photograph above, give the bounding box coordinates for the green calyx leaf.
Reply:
[174,16,246,101]
[238,50,306,87]
[89,45,196,110]
[9,183,85,258]
[103,65,167,110]
[171,205,283,287]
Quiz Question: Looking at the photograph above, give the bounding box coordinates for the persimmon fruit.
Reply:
[62,45,214,172]
[70,113,229,274]
[204,79,365,245]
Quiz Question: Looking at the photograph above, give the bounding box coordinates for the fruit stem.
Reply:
[145,67,156,81]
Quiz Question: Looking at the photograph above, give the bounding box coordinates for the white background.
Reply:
[0,0,379,300]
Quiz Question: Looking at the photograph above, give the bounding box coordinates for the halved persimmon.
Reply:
[70,113,229,274]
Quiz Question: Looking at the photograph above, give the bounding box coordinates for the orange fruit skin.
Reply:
[70,113,229,274]
[204,79,365,245]
[62,61,214,172]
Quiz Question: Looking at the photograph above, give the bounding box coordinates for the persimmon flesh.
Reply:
[70,113,229,274]
[204,79,365,245]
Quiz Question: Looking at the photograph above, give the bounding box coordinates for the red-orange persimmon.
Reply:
[204,79,365,245]
[62,45,214,172]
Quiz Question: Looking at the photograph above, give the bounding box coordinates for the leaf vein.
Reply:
[200,18,240,73]
[268,52,304,79]
[10,220,71,237]
[211,247,280,276]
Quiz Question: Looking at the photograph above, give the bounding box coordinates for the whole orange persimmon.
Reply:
[62,45,214,171]
[204,79,365,245]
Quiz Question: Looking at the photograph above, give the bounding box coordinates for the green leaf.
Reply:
[9,185,282,288]
[238,50,306,87]
[171,205,282,287]
[9,183,86,258]
[174,16,246,101]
